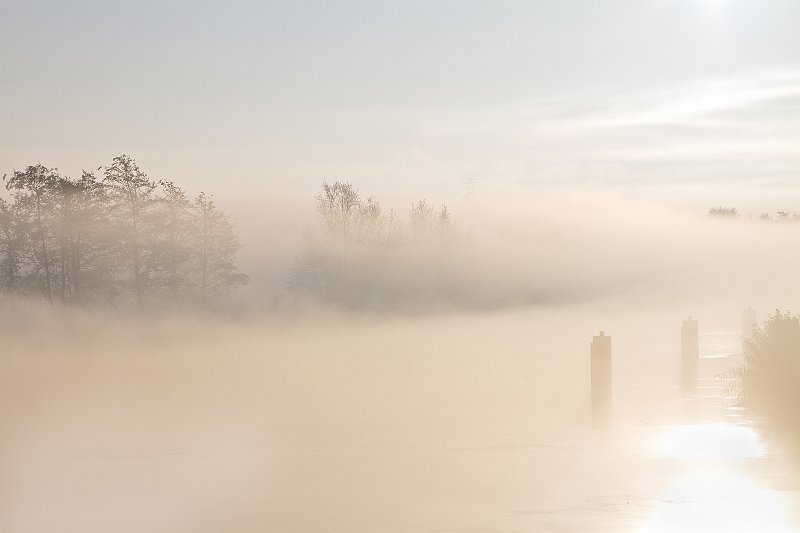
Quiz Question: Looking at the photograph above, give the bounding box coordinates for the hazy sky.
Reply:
[2,0,799,208]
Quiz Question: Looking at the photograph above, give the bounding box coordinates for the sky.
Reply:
[1,0,799,210]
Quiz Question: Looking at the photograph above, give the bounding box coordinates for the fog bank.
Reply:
[235,188,800,313]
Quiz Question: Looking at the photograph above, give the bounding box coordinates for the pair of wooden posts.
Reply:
[590,321,697,429]
[590,309,758,428]
[589,318,702,429]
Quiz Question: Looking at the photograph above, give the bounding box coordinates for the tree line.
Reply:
[709,206,800,221]
[0,155,246,308]
[289,181,465,309]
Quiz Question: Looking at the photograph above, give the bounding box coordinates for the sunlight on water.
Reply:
[640,469,795,533]
[657,423,764,460]
[639,422,796,532]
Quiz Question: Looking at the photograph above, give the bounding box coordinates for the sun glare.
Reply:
[656,423,765,460]
[641,469,794,533]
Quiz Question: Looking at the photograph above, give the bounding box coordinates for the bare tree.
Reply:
[316,181,362,247]
[291,182,462,308]
[410,199,454,245]
[409,199,434,240]
[292,181,402,303]
[357,196,400,251]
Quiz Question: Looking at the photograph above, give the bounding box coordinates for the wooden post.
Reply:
[591,331,612,428]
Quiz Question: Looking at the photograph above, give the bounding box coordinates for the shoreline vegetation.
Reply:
[733,310,800,457]
[709,206,800,221]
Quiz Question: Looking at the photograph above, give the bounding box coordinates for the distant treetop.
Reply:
[708,206,739,217]
[708,206,800,222]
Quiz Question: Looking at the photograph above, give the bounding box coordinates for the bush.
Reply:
[734,310,800,451]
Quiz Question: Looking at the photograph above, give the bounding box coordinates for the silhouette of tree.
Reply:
[291,181,461,308]
[102,155,157,307]
[1,155,246,310]
[409,199,434,240]
[60,171,115,303]
[292,181,398,303]
[52,175,80,303]
[708,206,739,217]
[154,180,192,304]
[190,192,248,305]
[356,196,400,252]
[0,197,30,294]
[3,164,59,302]
[316,181,361,247]
[410,199,455,245]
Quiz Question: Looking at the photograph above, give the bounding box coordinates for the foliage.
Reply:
[191,192,248,303]
[1,155,246,309]
[733,310,800,450]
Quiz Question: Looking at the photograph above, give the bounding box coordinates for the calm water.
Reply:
[3,320,799,532]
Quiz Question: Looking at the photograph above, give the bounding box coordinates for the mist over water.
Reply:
[236,189,800,312]
[4,193,800,532]
[3,1,800,530]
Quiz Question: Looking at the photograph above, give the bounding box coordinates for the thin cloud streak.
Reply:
[373,65,800,197]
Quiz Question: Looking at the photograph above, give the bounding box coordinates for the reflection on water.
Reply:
[5,319,798,532]
[642,469,794,533]
[657,423,764,460]
[639,328,797,531]
[641,422,794,532]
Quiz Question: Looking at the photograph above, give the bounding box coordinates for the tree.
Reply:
[0,197,30,294]
[1,155,246,310]
[290,181,462,309]
[316,181,362,248]
[102,154,157,307]
[3,164,59,302]
[60,171,116,303]
[51,175,78,303]
[708,206,739,217]
[189,192,247,305]
[154,180,192,304]
[292,181,400,303]
[356,196,400,251]
[409,199,434,240]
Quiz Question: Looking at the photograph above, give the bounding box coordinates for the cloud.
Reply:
[355,65,800,197]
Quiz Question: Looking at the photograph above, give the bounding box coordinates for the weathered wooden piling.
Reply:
[681,317,699,393]
[591,331,612,428]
